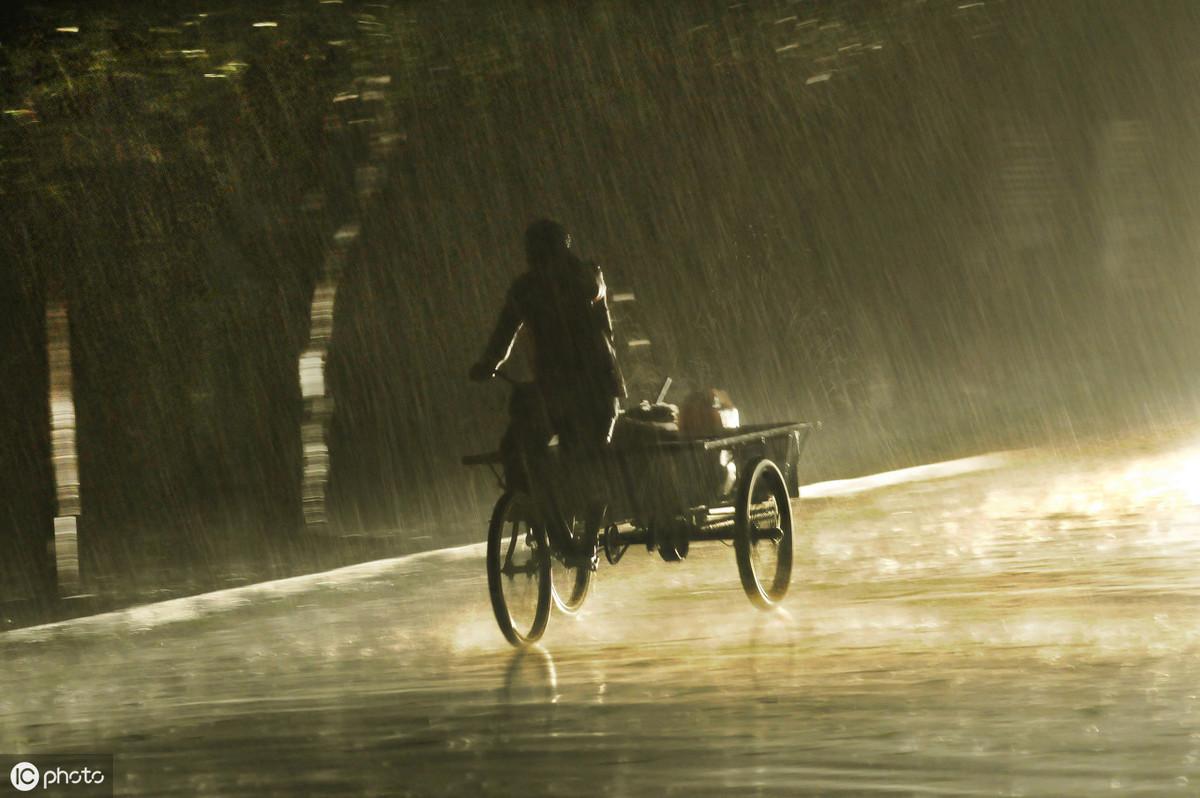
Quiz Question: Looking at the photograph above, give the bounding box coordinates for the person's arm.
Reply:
[472,286,523,380]
[587,261,606,303]
[587,262,614,336]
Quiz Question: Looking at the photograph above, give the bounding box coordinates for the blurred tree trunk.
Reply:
[46,295,81,596]
[299,41,398,533]
[300,251,341,531]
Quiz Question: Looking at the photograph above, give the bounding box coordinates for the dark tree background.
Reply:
[4,0,1199,607]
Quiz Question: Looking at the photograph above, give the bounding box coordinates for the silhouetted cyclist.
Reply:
[470,219,625,498]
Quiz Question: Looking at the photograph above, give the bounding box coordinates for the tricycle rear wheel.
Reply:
[734,458,794,609]
[487,492,551,646]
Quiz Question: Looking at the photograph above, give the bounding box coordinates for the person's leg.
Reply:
[501,384,552,494]
[554,395,621,565]
[499,425,528,494]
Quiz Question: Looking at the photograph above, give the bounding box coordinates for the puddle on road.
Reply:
[4,440,1200,795]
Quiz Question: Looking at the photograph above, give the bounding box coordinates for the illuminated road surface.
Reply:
[4,438,1200,795]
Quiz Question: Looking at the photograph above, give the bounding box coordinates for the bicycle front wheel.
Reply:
[487,492,552,646]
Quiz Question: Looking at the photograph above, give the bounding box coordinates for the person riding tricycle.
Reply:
[469,219,623,568]
[466,219,810,647]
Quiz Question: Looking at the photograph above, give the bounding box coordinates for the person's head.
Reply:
[524,218,572,269]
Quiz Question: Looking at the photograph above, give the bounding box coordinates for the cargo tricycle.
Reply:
[463,377,814,647]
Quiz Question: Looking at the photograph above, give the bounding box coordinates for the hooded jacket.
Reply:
[479,253,626,406]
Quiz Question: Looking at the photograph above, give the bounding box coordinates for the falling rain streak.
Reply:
[2,1,1200,794]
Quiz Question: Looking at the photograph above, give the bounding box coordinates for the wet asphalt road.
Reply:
[4,436,1200,796]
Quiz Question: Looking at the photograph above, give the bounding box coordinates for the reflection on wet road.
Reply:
[4,439,1200,795]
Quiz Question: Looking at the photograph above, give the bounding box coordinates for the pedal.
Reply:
[655,520,690,562]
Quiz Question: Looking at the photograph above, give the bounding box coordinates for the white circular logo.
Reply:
[9,762,39,792]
